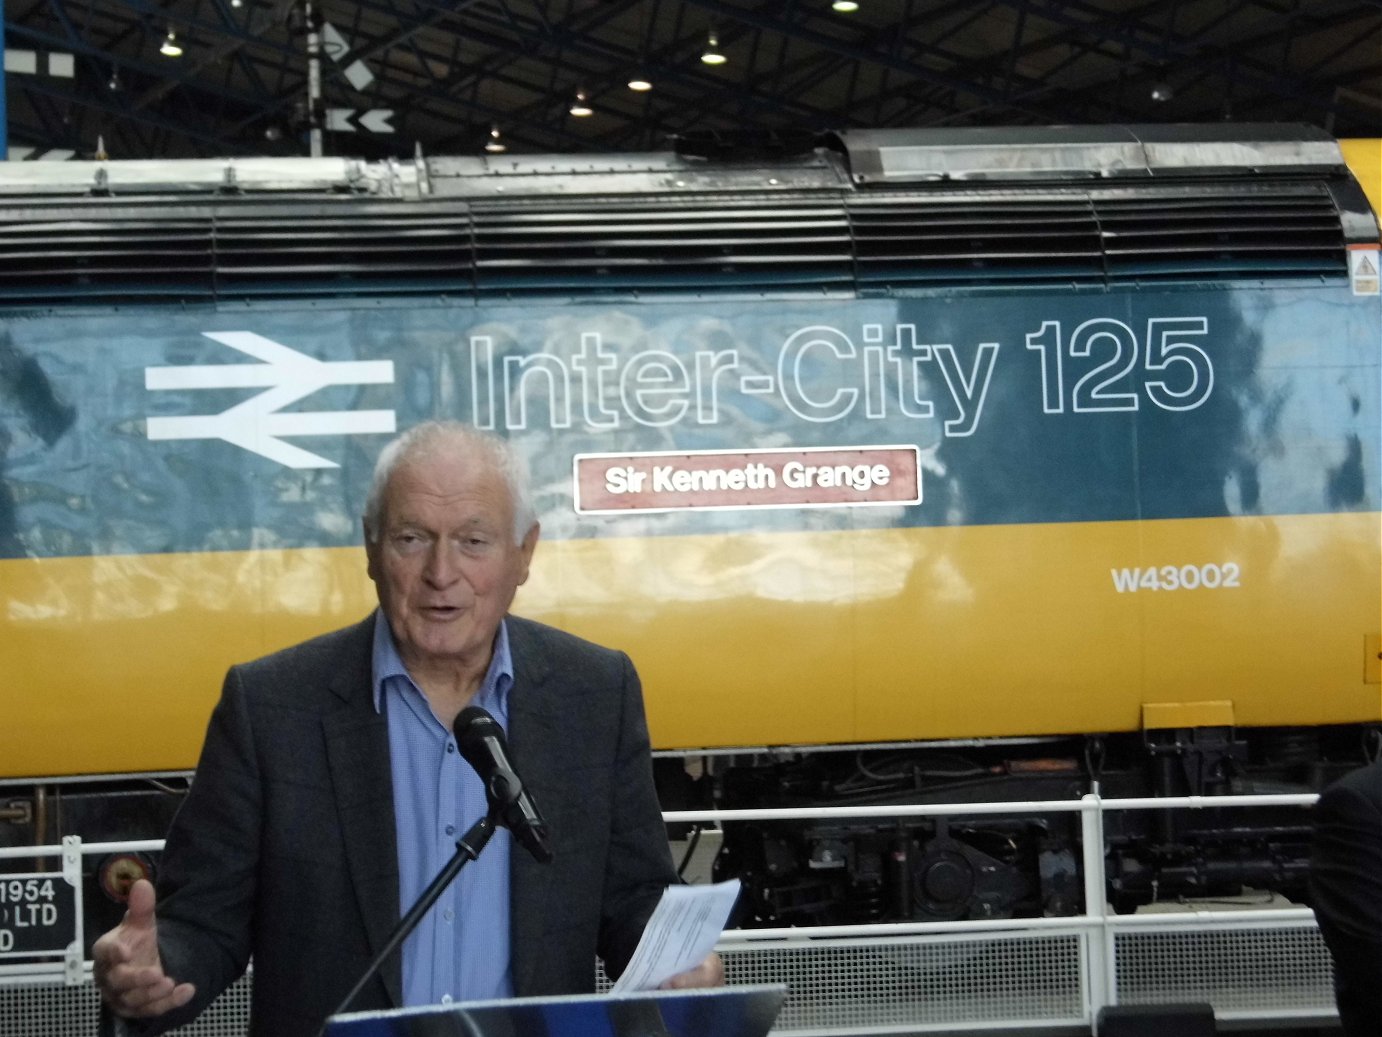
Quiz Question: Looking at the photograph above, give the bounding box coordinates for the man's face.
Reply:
[366,452,537,679]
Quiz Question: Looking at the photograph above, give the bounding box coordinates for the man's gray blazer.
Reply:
[144,613,678,1036]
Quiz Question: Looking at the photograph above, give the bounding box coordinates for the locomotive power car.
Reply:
[0,124,1377,943]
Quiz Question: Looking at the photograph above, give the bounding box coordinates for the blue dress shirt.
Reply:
[372,612,515,1007]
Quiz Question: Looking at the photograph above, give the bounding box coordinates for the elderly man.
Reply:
[94,420,721,1035]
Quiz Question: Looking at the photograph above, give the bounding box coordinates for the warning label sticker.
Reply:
[1350,246,1380,296]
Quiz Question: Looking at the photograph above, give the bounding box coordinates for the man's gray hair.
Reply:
[362,421,537,545]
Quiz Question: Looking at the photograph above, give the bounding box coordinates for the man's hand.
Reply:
[92,879,196,1019]
[659,951,725,989]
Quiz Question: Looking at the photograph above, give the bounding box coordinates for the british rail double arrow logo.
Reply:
[144,332,396,468]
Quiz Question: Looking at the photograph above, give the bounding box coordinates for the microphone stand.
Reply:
[318,806,499,1036]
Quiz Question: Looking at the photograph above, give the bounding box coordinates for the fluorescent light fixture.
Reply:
[569,88,593,117]
[160,29,183,57]
[484,125,507,153]
[627,72,653,92]
[832,0,860,10]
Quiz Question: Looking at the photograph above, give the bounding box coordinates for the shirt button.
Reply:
[443,909,455,922]
[446,742,456,754]
[441,994,453,1004]
[445,824,456,836]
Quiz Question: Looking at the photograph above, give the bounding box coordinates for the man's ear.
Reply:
[364,520,379,583]
[516,522,540,586]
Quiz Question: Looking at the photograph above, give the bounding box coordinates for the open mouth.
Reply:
[421,605,461,619]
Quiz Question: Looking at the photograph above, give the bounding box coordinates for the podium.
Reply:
[323,984,787,1037]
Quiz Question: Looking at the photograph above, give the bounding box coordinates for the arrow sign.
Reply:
[145,332,396,468]
[325,108,395,134]
[320,22,375,92]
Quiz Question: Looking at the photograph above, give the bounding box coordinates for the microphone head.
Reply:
[454,706,501,763]
[454,704,496,737]
[452,705,554,864]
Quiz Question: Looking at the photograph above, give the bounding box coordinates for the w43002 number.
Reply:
[1110,563,1241,592]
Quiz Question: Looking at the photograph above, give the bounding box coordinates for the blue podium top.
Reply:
[326,983,787,1037]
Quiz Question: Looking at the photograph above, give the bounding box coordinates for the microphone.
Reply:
[454,706,554,864]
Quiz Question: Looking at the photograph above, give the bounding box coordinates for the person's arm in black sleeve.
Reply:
[1311,772,1382,1037]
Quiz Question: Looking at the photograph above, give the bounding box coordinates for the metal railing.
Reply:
[662,793,1335,1034]
[0,792,1339,1036]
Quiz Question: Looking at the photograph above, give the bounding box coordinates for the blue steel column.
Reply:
[0,0,8,159]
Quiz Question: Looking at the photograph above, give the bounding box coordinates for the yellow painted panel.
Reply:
[1142,701,1235,731]
[1,547,377,779]
[520,530,856,749]
[1342,138,1382,218]
[4,510,1379,778]
[1132,513,1379,728]
[526,512,1382,748]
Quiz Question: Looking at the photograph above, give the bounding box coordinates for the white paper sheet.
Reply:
[608,878,741,993]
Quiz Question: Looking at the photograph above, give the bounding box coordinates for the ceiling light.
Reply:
[159,29,183,57]
[701,30,726,65]
[484,124,507,153]
[569,88,593,117]
[627,72,653,92]
[1150,79,1173,103]
[230,0,243,7]
[832,0,860,10]
[107,67,120,91]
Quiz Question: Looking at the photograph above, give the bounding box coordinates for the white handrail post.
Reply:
[1081,789,1113,1033]
[62,835,83,986]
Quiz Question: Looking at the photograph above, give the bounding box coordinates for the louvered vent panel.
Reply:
[0,179,1353,306]
[1094,185,1346,280]
[212,203,474,296]
[470,197,853,294]
[0,208,216,302]
[848,194,1105,288]
[849,183,1350,288]
[0,200,475,304]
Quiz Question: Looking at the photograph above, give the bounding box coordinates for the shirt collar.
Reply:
[371,610,514,716]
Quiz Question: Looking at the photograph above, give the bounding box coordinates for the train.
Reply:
[0,124,1378,947]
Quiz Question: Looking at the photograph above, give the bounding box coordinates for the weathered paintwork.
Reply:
[2,275,1377,777]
